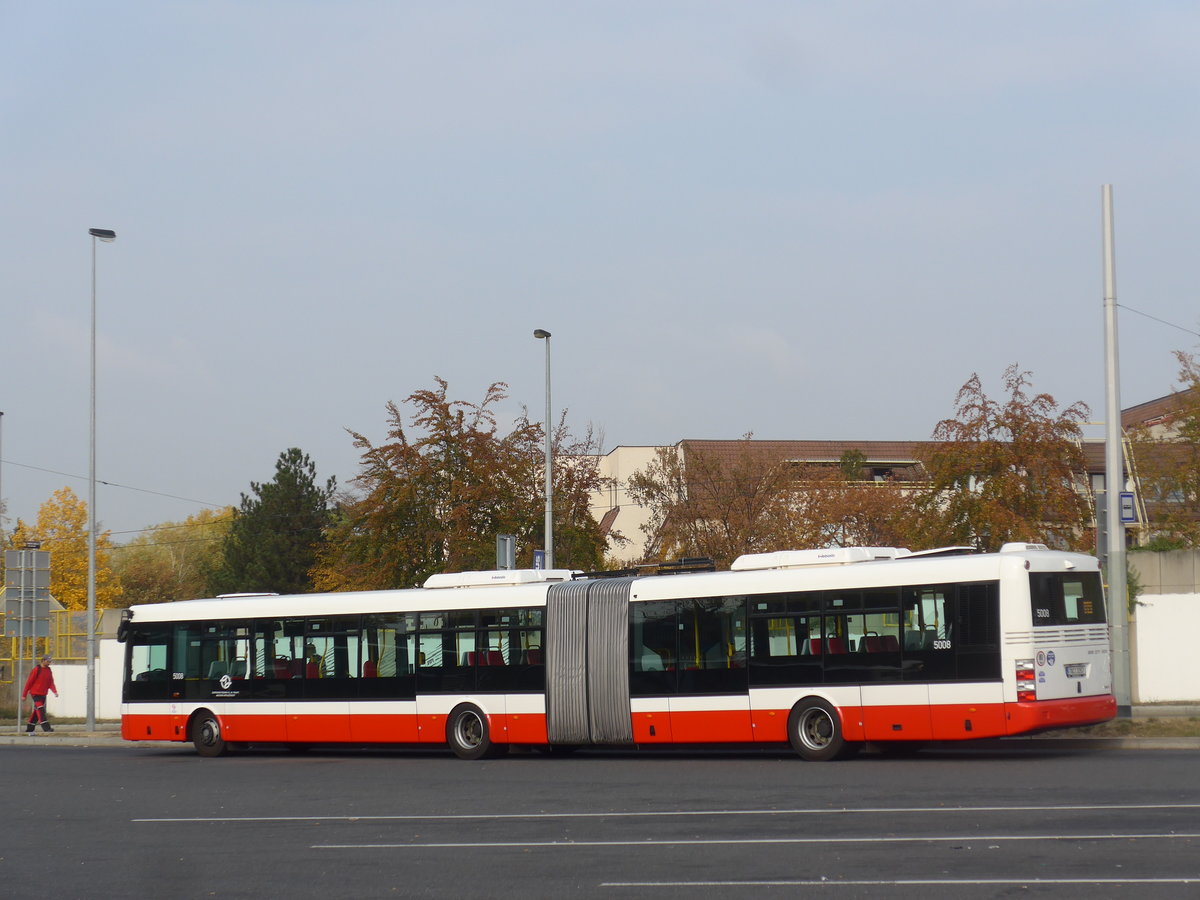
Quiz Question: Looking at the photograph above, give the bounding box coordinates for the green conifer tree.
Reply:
[208,449,335,595]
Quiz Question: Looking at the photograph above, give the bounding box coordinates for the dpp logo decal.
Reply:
[219,674,233,690]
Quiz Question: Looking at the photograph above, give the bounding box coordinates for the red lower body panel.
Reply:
[1005,695,1117,735]
[122,692,1118,751]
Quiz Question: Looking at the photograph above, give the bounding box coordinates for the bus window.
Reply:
[1029,572,1105,626]
[902,587,950,651]
[247,620,290,699]
[476,607,545,692]
[748,611,822,686]
[630,601,676,696]
[124,627,171,701]
[361,613,416,675]
[177,621,252,699]
[677,597,748,695]
[955,582,1001,680]
[417,612,476,694]
[901,587,956,682]
[855,611,901,654]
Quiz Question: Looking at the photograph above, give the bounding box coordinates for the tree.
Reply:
[207,449,335,595]
[626,438,916,569]
[311,378,611,591]
[913,365,1092,551]
[112,507,233,604]
[626,437,796,567]
[4,486,121,610]
[1128,350,1200,547]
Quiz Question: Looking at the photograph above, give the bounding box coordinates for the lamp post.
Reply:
[0,410,5,542]
[533,329,553,570]
[1100,188,1131,716]
[87,227,116,730]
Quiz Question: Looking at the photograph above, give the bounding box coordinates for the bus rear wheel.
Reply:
[446,704,507,760]
[788,699,860,761]
[190,710,227,758]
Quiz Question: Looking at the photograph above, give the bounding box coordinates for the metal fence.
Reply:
[0,608,119,685]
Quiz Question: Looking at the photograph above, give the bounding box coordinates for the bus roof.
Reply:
[121,545,1100,625]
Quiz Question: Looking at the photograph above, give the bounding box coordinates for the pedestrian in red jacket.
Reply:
[23,655,59,734]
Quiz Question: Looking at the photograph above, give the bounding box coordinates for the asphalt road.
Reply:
[3,743,1198,899]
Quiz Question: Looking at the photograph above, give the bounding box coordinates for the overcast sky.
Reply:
[2,1,1198,543]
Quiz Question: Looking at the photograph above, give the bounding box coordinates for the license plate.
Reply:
[1065,663,1088,678]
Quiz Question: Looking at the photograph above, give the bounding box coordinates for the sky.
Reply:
[2,1,1198,544]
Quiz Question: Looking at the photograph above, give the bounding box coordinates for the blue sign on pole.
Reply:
[532,549,546,570]
[1119,491,1137,523]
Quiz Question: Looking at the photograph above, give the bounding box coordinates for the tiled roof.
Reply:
[680,438,1115,477]
[1122,387,1197,429]
[680,439,932,463]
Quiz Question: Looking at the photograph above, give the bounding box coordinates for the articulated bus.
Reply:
[117,543,1116,760]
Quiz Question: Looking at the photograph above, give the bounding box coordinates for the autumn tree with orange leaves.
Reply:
[312,378,613,590]
[111,507,233,605]
[912,365,1093,552]
[4,486,121,609]
[626,437,914,569]
[1128,349,1200,547]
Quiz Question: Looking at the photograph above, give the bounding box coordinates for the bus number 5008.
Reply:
[932,639,952,650]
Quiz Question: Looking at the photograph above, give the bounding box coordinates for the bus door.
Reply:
[284,617,354,743]
[354,613,418,743]
[669,597,751,743]
[853,599,931,742]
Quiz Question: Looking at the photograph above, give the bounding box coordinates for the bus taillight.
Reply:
[1015,659,1036,702]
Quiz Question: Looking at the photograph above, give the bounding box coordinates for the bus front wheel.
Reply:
[788,699,860,761]
[190,710,227,758]
[446,704,507,760]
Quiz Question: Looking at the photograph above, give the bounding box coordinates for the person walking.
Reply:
[22,655,59,734]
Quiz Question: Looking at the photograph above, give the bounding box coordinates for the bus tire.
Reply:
[190,710,227,758]
[446,704,506,760]
[788,698,860,761]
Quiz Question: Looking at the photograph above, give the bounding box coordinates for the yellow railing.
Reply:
[0,609,118,683]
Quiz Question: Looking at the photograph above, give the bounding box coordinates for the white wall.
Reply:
[43,639,123,722]
[1133,593,1200,703]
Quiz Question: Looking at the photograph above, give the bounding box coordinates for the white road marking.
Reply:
[312,832,1200,849]
[600,878,1200,887]
[132,802,1200,824]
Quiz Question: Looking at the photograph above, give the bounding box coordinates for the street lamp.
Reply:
[533,329,553,570]
[87,227,116,730]
[0,410,5,542]
[1100,188,1131,716]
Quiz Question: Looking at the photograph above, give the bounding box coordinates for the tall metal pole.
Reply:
[86,228,115,730]
[1102,185,1132,716]
[533,329,553,569]
[16,549,28,734]
[88,233,98,730]
[0,410,5,543]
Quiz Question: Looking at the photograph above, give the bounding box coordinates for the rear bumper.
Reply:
[1006,694,1118,735]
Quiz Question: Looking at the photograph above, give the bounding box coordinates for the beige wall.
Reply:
[589,445,672,565]
[1129,549,1200,594]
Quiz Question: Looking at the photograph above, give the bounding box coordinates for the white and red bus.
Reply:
[118,543,1116,759]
